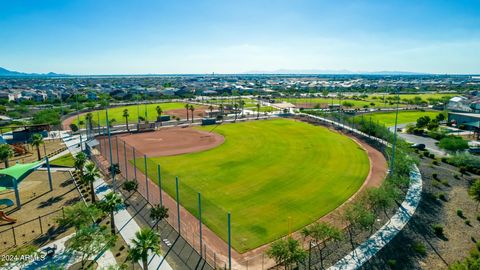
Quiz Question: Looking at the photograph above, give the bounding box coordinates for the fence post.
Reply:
[228,212,231,270]
[106,108,115,189]
[38,216,43,234]
[133,147,137,182]
[176,176,181,234]
[12,227,16,246]
[144,154,149,201]
[124,141,128,180]
[198,192,203,257]
[115,136,120,165]
[45,156,53,191]
[157,164,163,206]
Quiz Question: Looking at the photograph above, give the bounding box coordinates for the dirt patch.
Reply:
[115,127,224,157]
[369,155,480,269]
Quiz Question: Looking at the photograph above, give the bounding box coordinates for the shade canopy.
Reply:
[0,161,43,189]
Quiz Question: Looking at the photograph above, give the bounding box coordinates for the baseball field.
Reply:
[355,110,445,126]
[134,118,371,252]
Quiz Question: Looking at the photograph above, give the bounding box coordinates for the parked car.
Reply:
[411,143,426,150]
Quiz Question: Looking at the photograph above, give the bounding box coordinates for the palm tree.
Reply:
[0,144,14,168]
[219,104,224,116]
[233,103,239,122]
[30,133,44,161]
[208,105,214,114]
[239,100,245,116]
[150,205,169,229]
[189,105,195,123]
[123,109,130,131]
[83,163,100,203]
[155,106,163,126]
[85,113,93,134]
[128,228,160,270]
[74,152,87,180]
[256,103,261,119]
[98,192,123,234]
[184,104,190,121]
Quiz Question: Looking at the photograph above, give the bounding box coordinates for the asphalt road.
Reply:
[390,123,447,157]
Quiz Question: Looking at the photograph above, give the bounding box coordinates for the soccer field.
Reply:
[135,119,370,252]
[356,110,444,126]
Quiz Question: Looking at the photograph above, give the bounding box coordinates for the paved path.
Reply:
[61,131,173,270]
[389,124,446,157]
[8,233,117,270]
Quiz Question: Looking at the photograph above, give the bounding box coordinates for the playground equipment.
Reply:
[11,143,29,156]
[0,198,14,208]
[0,211,16,223]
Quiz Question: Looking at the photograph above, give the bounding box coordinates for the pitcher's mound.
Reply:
[119,127,224,157]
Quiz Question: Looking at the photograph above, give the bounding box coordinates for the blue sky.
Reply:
[1,0,479,74]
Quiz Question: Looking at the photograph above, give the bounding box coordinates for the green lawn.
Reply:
[73,102,188,126]
[50,153,75,167]
[134,119,369,252]
[276,97,401,109]
[354,110,444,126]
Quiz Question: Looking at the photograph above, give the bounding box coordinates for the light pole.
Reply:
[390,89,400,175]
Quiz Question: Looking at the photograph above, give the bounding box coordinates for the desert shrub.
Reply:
[439,136,469,153]
[436,192,447,201]
[441,180,450,187]
[441,157,448,163]
[432,173,438,180]
[412,242,427,256]
[432,160,439,165]
[387,259,397,268]
[429,153,435,159]
[465,220,471,226]
[457,209,464,218]
[423,151,430,157]
[432,224,444,237]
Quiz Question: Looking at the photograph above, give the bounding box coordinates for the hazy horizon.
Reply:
[1,0,479,75]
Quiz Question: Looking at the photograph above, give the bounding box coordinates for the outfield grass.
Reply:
[355,110,444,126]
[72,102,188,126]
[135,119,370,252]
[50,153,75,167]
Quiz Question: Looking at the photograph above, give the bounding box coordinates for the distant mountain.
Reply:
[244,69,429,75]
[0,67,67,77]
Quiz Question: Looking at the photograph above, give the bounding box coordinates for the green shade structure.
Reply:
[0,161,44,209]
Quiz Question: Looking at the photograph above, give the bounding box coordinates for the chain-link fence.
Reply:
[0,208,66,254]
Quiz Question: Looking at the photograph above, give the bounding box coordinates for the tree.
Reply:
[150,204,169,228]
[123,109,130,131]
[155,106,163,126]
[416,116,431,128]
[239,100,246,116]
[301,222,343,269]
[439,136,469,153]
[70,123,79,132]
[127,228,161,270]
[468,180,480,209]
[233,103,239,121]
[74,152,88,180]
[67,226,115,269]
[84,163,100,203]
[208,105,214,113]
[98,192,123,234]
[122,180,138,199]
[30,133,44,161]
[57,202,101,231]
[343,202,375,249]
[364,186,395,216]
[436,113,446,122]
[0,144,14,168]
[189,105,195,123]
[85,113,93,133]
[184,104,190,121]
[256,103,261,119]
[109,118,117,128]
[266,237,307,270]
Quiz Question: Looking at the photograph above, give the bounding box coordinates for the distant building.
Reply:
[447,96,472,112]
